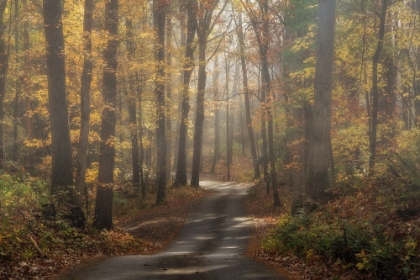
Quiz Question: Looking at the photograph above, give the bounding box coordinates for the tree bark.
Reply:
[173,0,197,186]
[125,18,140,187]
[153,0,167,203]
[190,0,222,187]
[94,0,118,230]
[211,56,220,173]
[368,0,387,175]
[43,0,74,202]
[74,0,94,213]
[306,0,336,201]
[237,12,259,179]
[0,0,7,169]
[166,15,173,182]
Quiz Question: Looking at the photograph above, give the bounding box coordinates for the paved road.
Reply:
[59,181,286,279]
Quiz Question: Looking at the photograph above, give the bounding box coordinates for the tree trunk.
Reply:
[153,0,167,204]
[13,0,20,163]
[368,0,387,175]
[211,56,220,173]
[74,0,94,213]
[166,15,173,182]
[0,1,7,169]
[174,0,197,186]
[190,36,207,187]
[306,0,336,201]
[237,12,259,179]
[191,0,223,187]
[125,18,140,187]
[23,0,31,140]
[43,0,74,202]
[94,0,118,230]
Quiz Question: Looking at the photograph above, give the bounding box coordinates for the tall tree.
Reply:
[173,0,197,186]
[43,0,74,202]
[0,0,7,169]
[236,12,260,179]
[210,56,220,173]
[74,0,94,212]
[190,0,227,187]
[93,0,118,230]
[368,0,388,174]
[241,0,280,206]
[154,0,167,203]
[306,0,336,201]
[125,18,140,189]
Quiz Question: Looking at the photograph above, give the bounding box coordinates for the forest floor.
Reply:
[0,183,211,279]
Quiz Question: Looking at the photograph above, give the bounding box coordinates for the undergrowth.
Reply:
[262,176,420,279]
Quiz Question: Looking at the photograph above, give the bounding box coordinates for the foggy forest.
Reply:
[1,0,420,279]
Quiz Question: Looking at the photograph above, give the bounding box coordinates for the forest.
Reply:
[1,0,420,279]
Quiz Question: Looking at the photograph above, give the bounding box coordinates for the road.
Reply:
[59,181,286,279]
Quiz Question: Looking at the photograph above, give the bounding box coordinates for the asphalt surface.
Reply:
[59,181,286,279]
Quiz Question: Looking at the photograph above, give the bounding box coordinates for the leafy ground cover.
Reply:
[246,179,420,280]
[0,173,210,279]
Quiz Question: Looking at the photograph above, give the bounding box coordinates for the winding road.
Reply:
[59,181,286,279]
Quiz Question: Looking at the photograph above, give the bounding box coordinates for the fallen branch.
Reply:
[29,235,47,258]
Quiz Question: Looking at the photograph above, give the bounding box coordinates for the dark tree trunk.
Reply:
[211,56,220,173]
[154,0,167,203]
[166,15,172,182]
[173,1,187,172]
[174,0,197,186]
[306,0,336,201]
[368,0,387,175]
[75,0,94,211]
[237,12,259,179]
[94,0,118,230]
[125,18,140,187]
[190,0,222,187]
[190,36,207,187]
[43,0,74,202]
[13,0,19,163]
[0,0,7,169]
[23,0,31,140]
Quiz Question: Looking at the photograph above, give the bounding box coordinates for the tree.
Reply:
[190,0,227,187]
[241,0,280,206]
[125,18,141,189]
[43,0,74,203]
[153,0,167,203]
[368,0,388,174]
[236,11,260,179]
[74,0,94,215]
[0,0,7,169]
[306,0,336,201]
[93,0,119,230]
[210,56,220,173]
[173,0,197,186]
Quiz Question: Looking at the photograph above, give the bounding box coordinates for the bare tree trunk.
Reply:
[166,15,173,182]
[306,0,336,201]
[74,0,94,214]
[125,18,140,187]
[237,12,259,179]
[190,34,207,187]
[23,0,31,141]
[94,0,118,230]
[173,2,187,172]
[0,0,7,169]
[154,0,167,203]
[43,0,74,203]
[13,0,19,162]
[211,56,220,173]
[368,0,388,175]
[174,0,197,186]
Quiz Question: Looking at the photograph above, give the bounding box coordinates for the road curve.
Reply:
[59,181,286,280]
